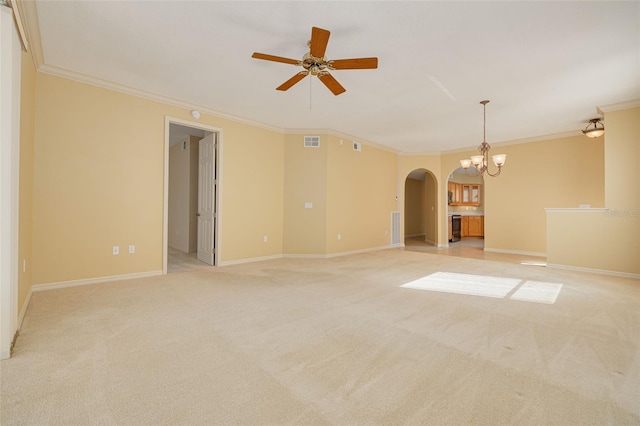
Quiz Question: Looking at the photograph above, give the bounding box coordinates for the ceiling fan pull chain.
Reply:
[309,75,312,110]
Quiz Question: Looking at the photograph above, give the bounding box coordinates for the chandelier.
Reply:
[460,100,506,177]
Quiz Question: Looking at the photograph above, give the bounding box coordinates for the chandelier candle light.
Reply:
[460,100,507,177]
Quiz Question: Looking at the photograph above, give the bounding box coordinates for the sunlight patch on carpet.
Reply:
[400,272,563,304]
[510,281,563,304]
[400,272,520,298]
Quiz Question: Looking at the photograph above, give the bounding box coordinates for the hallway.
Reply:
[404,236,546,266]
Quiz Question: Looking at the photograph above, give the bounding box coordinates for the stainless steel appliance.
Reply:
[451,215,461,242]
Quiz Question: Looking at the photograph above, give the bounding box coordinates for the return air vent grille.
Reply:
[304,136,320,148]
[391,211,401,245]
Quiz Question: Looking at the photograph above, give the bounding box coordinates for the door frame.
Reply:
[163,116,223,273]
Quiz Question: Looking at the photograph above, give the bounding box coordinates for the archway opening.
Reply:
[447,167,485,249]
[404,169,438,247]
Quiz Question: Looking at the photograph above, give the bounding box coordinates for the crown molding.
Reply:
[285,128,398,153]
[37,64,285,134]
[597,98,640,114]
[15,0,43,68]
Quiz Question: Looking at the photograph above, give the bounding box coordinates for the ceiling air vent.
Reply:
[304,136,320,148]
[353,141,362,152]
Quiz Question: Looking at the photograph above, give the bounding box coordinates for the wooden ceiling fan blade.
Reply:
[252,52,299,65]
[329,57,378,70]
[318,72,346,96]
[276,72,308,91]
[310,27,330,58]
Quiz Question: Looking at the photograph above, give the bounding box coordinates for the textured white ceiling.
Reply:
[32,1,639,153]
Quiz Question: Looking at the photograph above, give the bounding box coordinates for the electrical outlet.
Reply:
[338,234,341,240]
[128,245,135,254]
[263,235,268,243]
[113,246,119,255]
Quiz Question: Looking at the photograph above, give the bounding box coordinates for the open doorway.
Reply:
[404,169,438,247]
[164,118,221,273]
[446,167,485,250]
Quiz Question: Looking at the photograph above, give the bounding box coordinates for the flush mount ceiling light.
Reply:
[582,118,604,138]
[460,100,507,177]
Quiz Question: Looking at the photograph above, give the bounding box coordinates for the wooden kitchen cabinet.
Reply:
[461,215,484,238]
[448,182,462,205]
[448,182,481,206]
[468,216,484,237]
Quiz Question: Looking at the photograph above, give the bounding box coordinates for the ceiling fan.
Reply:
[251,27,378,96]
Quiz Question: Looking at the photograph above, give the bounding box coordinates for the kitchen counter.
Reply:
[448,212,484,216]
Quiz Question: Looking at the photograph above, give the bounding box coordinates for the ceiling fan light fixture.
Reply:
[583,118,604,138]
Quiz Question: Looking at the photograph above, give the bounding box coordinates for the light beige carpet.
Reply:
[1,249,639,425]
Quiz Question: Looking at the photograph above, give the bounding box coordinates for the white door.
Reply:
[197,132,216,265]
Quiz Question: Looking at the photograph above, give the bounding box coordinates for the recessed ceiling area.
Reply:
[29,1,640,153]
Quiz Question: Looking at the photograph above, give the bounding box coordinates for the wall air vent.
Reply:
[304,136,320,148]
[353,141,362,152]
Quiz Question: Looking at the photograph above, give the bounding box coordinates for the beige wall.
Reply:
[31,73,286,283]
[423,172,437,244]
[404,171,438,243]
[168,140,191,253]
[283,134,397,255]
[219,124,284,262]
[440,135,604,254]
[546,107,639,276]
[23,69,633,285]
[18,50,36,314]
[604,107,639,209]
[167,134,200,254]
[398,155,441,244]
[283,134,327,255]
[404,178,423,236]
[448,169,484,214]
[325,135,397,254]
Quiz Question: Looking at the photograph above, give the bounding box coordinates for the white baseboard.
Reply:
[18,287,33,330]
[283,245,397,260]
[483,247,546,258]
[405,233,424,238]
[32,270,164,292]
[325,245,395,258]
[217,254,283,266]
[547,263,640,279]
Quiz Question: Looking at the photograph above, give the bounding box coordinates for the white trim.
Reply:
[544,208,608,214]
[13,0,42,68]
[405,233,424,238]
[0,6,22,360]
[17,286,32,329]
[8,0,28,51]
[483,247,547,258]
[401,130,582,157]
[285,128,398,154]
[217,254,283,266]
[164,117,223,272]
[39,64,284,133]
[547,263,640,280]
[31,270,163,292]
[597,98,640,114]
[284,245,397,260]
